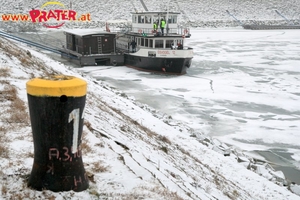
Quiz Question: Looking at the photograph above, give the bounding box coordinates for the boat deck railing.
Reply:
[129,27,190,37]
[131,27,174,34]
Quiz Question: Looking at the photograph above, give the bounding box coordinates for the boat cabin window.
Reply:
[138,38,149,47]
[141,38,144,46]
[137,15,152,24]
[173,39,184,49]
[166,40,173,48]
[153,17,159,24]
[155,40,163,48]
[145,16,151,24]
[168,15,177,24]
[148,51,156,57]
[132,15,137,23]
[134,14,177,24]
[149,39,153,48]
[136,38,140,46]
[138,15,145,23]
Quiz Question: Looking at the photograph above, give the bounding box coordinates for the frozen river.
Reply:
[78,28,300,184]
[13,28,300,184]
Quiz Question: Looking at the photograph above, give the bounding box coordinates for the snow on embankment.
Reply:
[0,37,300,199]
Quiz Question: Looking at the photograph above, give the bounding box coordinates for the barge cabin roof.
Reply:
[64,29,116,37]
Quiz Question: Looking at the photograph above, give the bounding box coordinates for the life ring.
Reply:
[138,29,142,33]
[184,28,188,34]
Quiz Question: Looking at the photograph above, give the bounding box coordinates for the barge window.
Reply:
[155,40,163,48]
[145,39,148,47]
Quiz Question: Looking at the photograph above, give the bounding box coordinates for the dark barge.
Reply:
[60,29,124,66]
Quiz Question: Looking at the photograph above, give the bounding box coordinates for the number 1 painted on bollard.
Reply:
[69,108,80,154]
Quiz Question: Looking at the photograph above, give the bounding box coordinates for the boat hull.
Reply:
[124,54,192,75]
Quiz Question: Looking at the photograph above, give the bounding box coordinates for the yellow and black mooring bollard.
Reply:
[26,75,89,192]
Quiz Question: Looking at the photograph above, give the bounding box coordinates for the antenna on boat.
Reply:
[165,0,171,35]
[139,0,148,11]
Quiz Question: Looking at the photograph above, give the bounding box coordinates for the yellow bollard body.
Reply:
[26,75,89,192]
